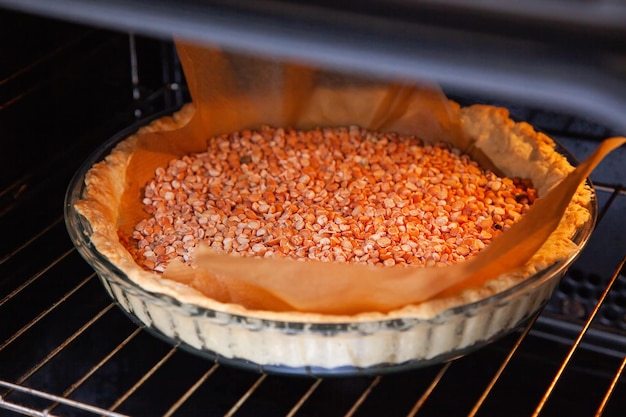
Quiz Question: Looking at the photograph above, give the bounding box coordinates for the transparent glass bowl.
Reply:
[65,114,597,376]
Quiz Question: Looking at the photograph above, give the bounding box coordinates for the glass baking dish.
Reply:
[64,111,597,377]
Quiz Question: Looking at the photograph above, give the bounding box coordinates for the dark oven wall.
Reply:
[2,6,626,417]
[1,8,189,239]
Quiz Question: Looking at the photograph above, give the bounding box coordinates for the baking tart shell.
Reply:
[65,107,596,376]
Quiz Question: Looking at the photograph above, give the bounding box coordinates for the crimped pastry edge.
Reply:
[73,103,592,323]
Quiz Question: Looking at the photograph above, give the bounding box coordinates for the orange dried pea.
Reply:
[127,126,536,273]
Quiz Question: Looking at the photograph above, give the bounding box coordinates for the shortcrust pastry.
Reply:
[75,103,591,320]
[70,103,592,371]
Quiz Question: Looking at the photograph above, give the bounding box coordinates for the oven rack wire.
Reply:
[0,189,624,417]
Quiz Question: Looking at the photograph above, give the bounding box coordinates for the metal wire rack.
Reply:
[1,7,626,417]
[0,191,624,417]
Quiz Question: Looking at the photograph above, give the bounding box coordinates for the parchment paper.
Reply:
[118,40,623,315]
[176,137,621,314]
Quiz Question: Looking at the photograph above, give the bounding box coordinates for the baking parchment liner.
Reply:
[106,41,623,315]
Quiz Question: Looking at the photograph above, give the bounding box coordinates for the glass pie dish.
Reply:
[64,110,597,377]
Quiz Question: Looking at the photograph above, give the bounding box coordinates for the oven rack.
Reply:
[1,11,626,416]
[0,177,624,417]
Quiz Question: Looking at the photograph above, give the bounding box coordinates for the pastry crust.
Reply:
[74,103,591,323]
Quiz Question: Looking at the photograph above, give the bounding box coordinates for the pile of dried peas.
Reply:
[129,126,536,272]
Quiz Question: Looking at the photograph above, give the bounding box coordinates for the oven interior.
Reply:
[1,1,626,416]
